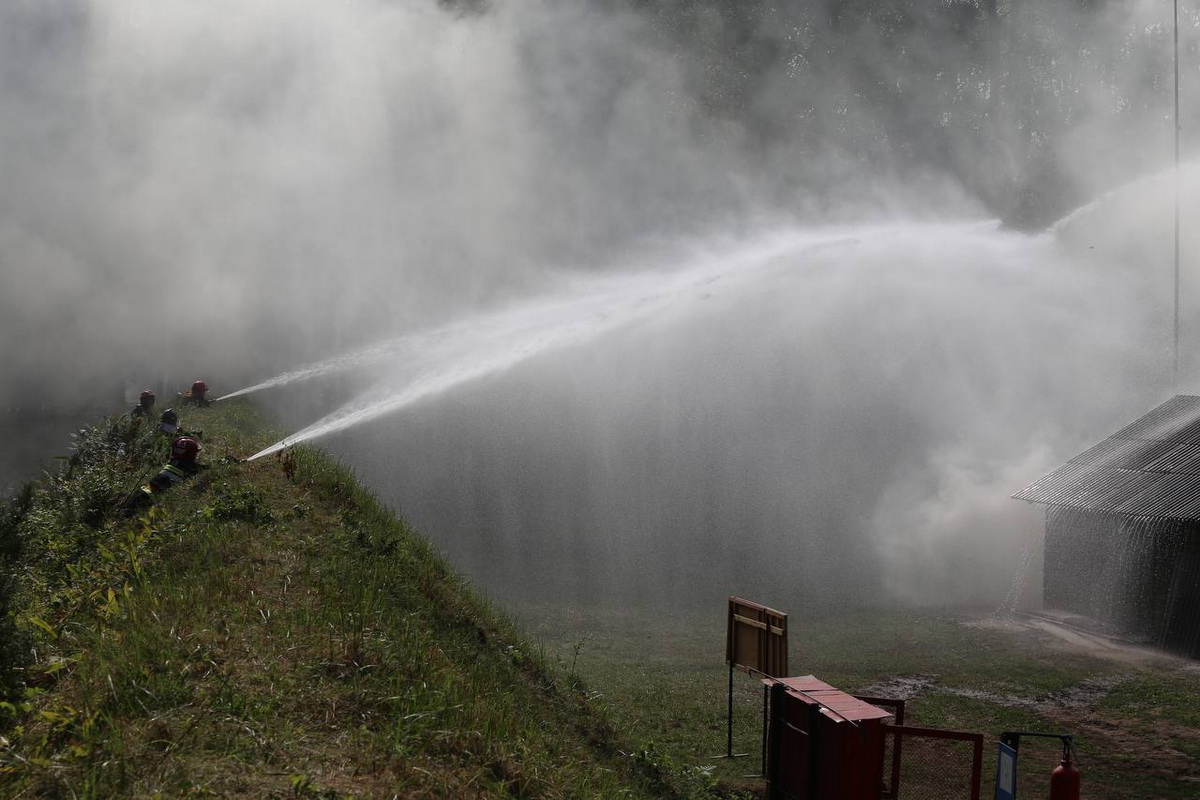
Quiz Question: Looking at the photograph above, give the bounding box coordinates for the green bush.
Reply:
[0,417,157,710]
[202,483,274,525]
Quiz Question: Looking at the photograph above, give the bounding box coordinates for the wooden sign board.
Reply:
[726,596,788,678]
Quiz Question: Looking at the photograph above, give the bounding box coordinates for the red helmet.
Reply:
[191,379,208,393]
[139,390,156,406]
[171,436,202,462]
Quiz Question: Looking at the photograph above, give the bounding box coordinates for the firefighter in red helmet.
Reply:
[132,389,156,418]
[121,435,209,517]
[169,435,202,466]
[186,379,210,408]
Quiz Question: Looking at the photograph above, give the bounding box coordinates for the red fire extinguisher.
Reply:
[1049,740,1080,800]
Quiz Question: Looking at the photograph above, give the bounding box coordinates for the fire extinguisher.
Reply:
[1049,740,1080,800]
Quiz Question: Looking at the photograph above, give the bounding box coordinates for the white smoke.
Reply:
[2,1,1194,608]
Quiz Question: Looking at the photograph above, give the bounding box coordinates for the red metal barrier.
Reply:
[884,724,984,800]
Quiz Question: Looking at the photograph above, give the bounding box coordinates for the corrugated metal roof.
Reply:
[1111,395,1200,439]
[1013,395,1200,521]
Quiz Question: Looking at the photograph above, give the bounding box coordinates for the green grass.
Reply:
[4,400,1199,798]
[522,603,1200,799]
[0,401,716,798]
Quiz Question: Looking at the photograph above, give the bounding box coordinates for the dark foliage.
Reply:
[0,484,34,703]
[0,416,163,712]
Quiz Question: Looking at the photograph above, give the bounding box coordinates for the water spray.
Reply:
[214,332,436,402]
[240,227,868,461]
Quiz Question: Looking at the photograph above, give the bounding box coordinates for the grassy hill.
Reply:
[5,400,1200,799]
[0,400,724,798]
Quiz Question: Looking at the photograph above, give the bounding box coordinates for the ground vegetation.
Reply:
[0,401,728,798]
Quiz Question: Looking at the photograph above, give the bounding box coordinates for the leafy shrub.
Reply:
[0,483,33,563]
[0,486,32,704]
[0,417,158,709]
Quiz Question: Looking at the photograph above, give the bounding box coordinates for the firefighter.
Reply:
[158,408,201,439]
[131,389,156,418]
[163,435,206,478]
[158,408,180,435]
[121,435,208,517]
[185,379,210,407]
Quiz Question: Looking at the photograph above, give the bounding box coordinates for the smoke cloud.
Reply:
[2,1,1197,608]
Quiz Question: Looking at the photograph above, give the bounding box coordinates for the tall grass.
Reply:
[7,401,1197,797]
[0,400,724,798]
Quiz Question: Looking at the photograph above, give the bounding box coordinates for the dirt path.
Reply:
[1002,611,1190,668]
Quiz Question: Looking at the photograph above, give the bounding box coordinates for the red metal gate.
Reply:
[884,724,984,800]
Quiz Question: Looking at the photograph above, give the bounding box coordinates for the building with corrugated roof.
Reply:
[1013,395,1200,658]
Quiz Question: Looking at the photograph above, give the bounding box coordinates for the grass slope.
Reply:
[0,400,712,799]
[7,399,1198,799]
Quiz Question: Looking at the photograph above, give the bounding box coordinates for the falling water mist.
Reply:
[3,2,1196,614]
[235,228,849,460]
[233,214,1172,612]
